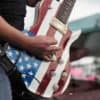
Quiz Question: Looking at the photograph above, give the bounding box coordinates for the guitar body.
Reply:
[6,0,81,98]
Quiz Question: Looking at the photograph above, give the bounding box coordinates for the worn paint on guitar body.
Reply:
[6,0,81,98]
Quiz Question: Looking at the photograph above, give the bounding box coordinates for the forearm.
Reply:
[0,16,29,49]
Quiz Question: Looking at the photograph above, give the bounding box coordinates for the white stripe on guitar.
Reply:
[43,30,82,97]
[29,29,63,94]
[28,0,63,93]
[37,0,63,36]
[61,30,82,93]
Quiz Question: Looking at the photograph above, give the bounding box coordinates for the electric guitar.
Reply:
[6,0,81,98]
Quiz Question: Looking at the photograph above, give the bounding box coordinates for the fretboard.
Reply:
[56,0,76,24]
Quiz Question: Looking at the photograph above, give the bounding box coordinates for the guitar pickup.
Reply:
[50,17,68,35]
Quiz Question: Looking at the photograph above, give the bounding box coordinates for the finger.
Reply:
[45,53,57,61]
[43,55,53,61]
[45,46,61,52]
[46,37,57,45]
[49,40,57,45]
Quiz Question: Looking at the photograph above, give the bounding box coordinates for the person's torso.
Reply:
[0,0,26,30]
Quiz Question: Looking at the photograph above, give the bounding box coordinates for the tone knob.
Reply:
[62,71,68,77]
[53,84,59,91]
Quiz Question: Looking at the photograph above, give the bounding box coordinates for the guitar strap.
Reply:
[0,44,16,74]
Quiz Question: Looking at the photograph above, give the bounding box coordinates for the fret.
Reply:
[56,0,76,24]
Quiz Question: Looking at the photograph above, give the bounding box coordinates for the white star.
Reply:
[26,64,32,69]
[28,71,34,76]
[24,56,29,61]
[22,74,26,78]
[33,62,38,68]
[18,58,23,63]
[15,51,19,55]
[19,66,24,71]
[24,81,28,87]
[11,59,15,63]
[7,51,13,57]
[7,46,11,50]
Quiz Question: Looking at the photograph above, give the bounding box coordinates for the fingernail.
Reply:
[51,54,57,61]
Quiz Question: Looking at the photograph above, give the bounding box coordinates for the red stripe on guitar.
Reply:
[37,28,71,95]
[30,0,52,33]
[53,31,72,96]
[43,31,71,96]
[36,26,57,94]
[53,61,71,96]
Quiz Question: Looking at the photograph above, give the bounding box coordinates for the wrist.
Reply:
[20,35,31,50]
[21,36,35,52]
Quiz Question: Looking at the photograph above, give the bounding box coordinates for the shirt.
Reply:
[0,0,26,30]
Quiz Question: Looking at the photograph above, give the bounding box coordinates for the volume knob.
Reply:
[53,84,59,91]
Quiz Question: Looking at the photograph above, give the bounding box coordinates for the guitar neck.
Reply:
[56,0,76,24]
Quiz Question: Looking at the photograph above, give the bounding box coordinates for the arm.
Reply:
[0,16,29,49]
[0,16,60,61]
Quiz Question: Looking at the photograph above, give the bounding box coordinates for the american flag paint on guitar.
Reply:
[6,0,81,98]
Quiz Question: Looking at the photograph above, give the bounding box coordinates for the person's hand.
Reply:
[24,35,61,61]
